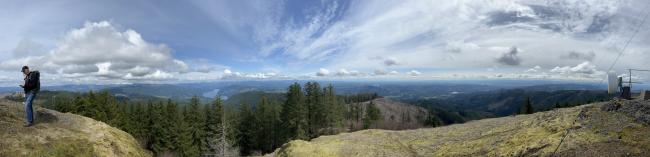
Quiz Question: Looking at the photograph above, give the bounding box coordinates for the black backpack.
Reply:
[29,71,40,92]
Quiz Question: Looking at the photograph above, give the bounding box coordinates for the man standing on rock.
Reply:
[19,66,40,127]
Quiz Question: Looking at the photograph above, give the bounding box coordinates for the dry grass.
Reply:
[0,98,151,157]
[267,100,650,157]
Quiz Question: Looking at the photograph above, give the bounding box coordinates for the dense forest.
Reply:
[36,82,383,156]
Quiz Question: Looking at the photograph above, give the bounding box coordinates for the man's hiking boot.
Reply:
[23,123,32,127]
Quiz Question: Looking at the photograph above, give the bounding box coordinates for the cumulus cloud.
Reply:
[407,70,422,77]
[550,61,603,76]
[525,65,542,73]
[372,69,400,76]
[0,21,189,81]
[223,69,233,75]
[221,69,279,80]
[496,47,521,66]
[335,68,363,77]
[316,68,330,76]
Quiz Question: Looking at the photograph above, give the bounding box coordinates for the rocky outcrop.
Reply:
[0,98,151,157]
[268,100,650,157]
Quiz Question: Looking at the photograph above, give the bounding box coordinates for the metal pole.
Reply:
[629,69,632,90]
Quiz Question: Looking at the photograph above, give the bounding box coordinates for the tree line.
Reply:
[517,96,608,115]
[43,82,383,156]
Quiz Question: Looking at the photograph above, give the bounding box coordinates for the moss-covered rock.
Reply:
[0,99,151,157]
[267,100,650,157]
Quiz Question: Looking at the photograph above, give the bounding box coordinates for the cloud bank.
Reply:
[1,21,189,82]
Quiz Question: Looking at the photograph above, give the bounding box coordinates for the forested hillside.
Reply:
[31,82,391,156]
[442,89,613,116]
[394,89,615,127]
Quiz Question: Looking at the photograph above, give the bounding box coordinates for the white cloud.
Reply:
[334,68,364,77]
[525,65,542,73]
[221,69,281,80]
[0,21,189,81]
[550,61,600,75]
[316,68,330,76]
[4,0,650,83]
[224,69,233,75]
[407,70,422,77]
[253,0,650,80]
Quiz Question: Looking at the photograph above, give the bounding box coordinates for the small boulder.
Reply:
[601,101,621,112]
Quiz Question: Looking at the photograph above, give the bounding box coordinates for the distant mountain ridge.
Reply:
[443,89,613,116]
[0,81,610,101]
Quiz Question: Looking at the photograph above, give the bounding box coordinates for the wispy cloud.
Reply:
[2,0,650,84]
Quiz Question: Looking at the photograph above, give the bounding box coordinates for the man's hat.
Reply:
[21,66,29,72]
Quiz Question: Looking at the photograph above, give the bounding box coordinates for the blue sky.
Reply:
[1,0,650,85]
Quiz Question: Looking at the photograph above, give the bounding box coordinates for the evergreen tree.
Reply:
[114,101,134,135]
[269,100,283,151]
[519,97,534,114]
[425,109,442,127]
[204,97,224,154]
[304,82,324,138]
[149,101,166,154]
[254,96,283,153]
[73,96,88,117]
[363,101,381,129]
[161,99,179,154]
[323,84,344,131]
[185,96,206,155]
[178,107,200,157]
[112,101,131,133]
[280,83,308,142]
[237,103,256,156]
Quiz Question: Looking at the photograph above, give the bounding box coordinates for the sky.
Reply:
[1,0,650,86]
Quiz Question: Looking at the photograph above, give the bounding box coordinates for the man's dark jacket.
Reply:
[23,71,40,93]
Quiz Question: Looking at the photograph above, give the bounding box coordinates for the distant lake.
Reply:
[202,89,220,98]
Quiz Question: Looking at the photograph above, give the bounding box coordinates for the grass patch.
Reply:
[31,137,94,157]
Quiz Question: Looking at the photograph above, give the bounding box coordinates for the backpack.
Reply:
[29,71,40,92]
